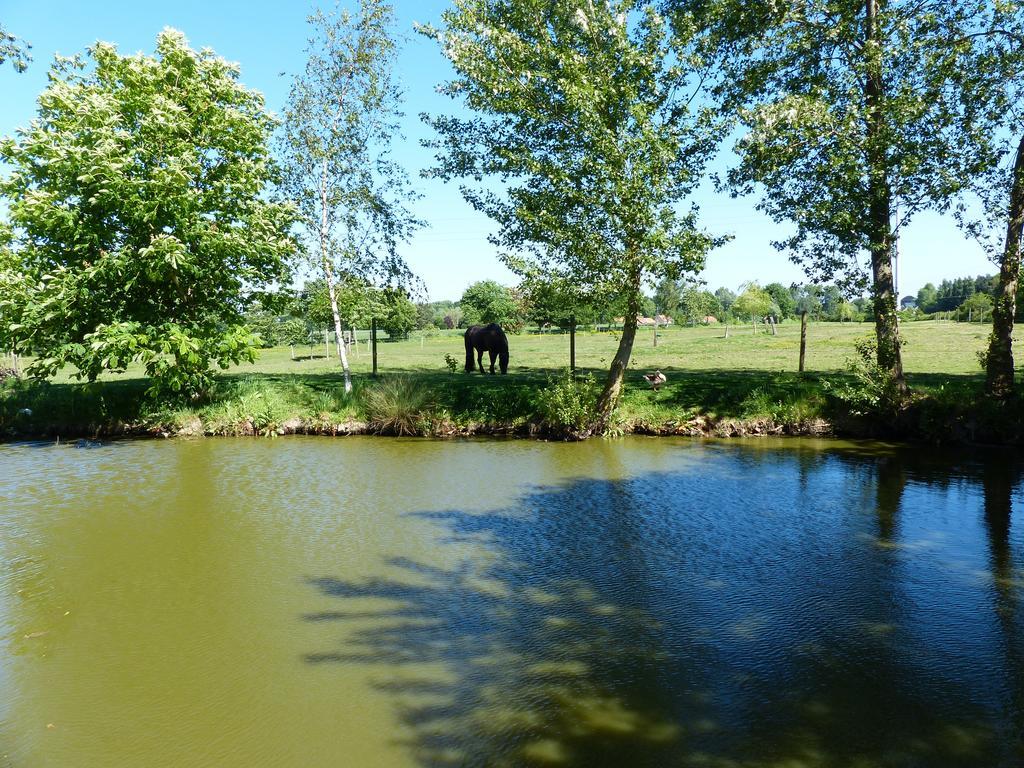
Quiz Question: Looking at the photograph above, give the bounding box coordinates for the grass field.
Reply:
[218,317,1001,378]
[2,319,1021,441]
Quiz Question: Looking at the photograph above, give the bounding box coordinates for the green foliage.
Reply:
[732,284,774,323]
[280,318,312,348]
[460,280,524,331]
[521,274,598,329]
[739,384,823,424]
[822,337,908,419]
[444,353,460,373]
[915,274,998,313]
[379,289,417,339]
[360,375,437,435]
[679,0,1002,377]
[421,0,725,419]
[916,283,939,313]
[203,378,298,437]
[534,369,598,434]
[691,0,995,280]
[0,29,295,396]
[956,291,994,322]
[833,301,861,323]
[653,278,684,321]
[0,25,30,73]
[245,310,284,348]
[764,283,796,319]
[415,303,436,330]
[279,0,421,391]
[679,288,721,325]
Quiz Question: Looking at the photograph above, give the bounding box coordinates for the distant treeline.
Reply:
[913,275,1002,316]
[243,271,1012,350]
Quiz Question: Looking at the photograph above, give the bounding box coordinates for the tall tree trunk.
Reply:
[864,0,907,392]
[986,132,1024,399]
[593,276,641,431]
[320,160,352,394]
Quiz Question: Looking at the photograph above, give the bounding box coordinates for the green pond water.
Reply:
[1,436,1023,767]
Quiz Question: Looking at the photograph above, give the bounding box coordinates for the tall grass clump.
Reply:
[360,375,437,436]
[200,378,304,436]
[739,382,824,424]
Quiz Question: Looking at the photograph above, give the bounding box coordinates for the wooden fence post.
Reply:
[371,318,378,377]
[799,310,808,373]
[570,316,576,374]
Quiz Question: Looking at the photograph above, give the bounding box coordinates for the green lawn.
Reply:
[3,319,1019,441]
[217,318,998,378]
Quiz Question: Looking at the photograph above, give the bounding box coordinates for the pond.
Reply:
[1,436,1023,767]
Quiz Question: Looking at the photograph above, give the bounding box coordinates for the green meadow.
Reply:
[2,318,1018,440]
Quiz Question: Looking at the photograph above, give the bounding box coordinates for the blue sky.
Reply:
[0,0,998,301]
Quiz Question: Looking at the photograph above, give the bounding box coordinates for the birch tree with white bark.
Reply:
[279,0,420,393]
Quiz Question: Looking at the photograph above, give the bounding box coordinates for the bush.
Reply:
[821,336,908,419]
[534,369,597,435]
[360,375,437,436]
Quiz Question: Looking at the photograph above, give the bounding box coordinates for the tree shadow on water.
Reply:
[305,462,1023,768]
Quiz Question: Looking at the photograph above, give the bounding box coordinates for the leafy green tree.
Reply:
[415,302,436,330]
[279,0,420,393]
[653,278,684,321]
[854,296,874,321]
[792,284,823,320]
[442,307,464,330]
[714,287,737,316]
[336,278,385,329]
[460,280,524,331]
[732,284,774,333]
[679,288,720,325]
[764,282,795,319]
[244,308,283,349]
[0,224,26,370]
[951,12,1024,395]
[297,280,335,330]
[421,0,724,429]
[0,30,295,396]
[675,0,997,390]
[834,301,860,323]
[0,25,30,72]
[280,318,313,359]
[379,289,417,339]
[959,291,994,323]
[916,283,938,314]
[819,285,844,319]
[522,274,599,330]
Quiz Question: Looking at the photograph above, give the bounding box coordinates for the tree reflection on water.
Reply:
[306,443,1024,768]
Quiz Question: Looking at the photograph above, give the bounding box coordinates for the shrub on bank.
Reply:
[534,369,598,436]
[360,375,438,436]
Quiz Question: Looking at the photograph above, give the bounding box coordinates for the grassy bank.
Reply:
[2,320,1022,443]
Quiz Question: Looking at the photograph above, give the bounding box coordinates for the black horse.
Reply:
[464,323,509,374]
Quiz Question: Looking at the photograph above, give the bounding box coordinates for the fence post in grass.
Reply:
[570,316,576,374]
[325,329,330,359]
[371,318,378,376]
[799,310,808,373]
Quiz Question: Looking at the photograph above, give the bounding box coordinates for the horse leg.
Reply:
[489,350,497,374]
[477,348,484,373]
